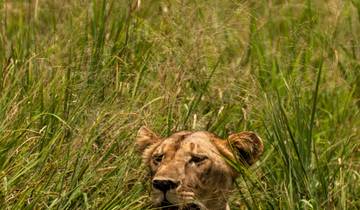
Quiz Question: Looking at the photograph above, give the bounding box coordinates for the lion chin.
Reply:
[158,200,201,210]
[136,126,264,210]
[153,190,202,210]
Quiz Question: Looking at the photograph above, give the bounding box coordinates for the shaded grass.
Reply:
[0,0,359,209]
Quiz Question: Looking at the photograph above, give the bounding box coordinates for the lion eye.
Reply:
[152,154,164,164]
[190,155,207,164]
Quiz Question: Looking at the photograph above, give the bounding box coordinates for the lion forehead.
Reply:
[181,132,219,154]
[151,131,221,159]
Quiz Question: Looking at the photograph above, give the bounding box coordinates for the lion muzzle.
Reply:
[152,178,180,192]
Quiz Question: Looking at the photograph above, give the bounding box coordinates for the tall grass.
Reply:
[0,0,359,209]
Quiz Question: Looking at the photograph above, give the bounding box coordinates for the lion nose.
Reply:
[152,178,179,192]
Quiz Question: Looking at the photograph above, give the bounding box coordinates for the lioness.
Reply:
[136,126,263,210]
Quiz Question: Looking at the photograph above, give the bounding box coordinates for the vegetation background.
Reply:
[0,0,359,209]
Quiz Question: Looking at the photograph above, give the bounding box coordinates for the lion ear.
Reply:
[136,126,160,153]
[227,131,264,166]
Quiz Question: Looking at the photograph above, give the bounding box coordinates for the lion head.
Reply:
[136,126,264,210]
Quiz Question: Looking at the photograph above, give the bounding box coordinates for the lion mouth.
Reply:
[159,200,201,210]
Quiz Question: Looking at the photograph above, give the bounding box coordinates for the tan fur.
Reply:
[136,126,263,210]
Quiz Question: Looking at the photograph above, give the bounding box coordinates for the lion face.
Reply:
[136,127,263,210]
